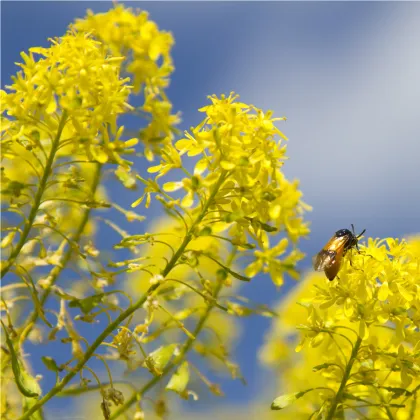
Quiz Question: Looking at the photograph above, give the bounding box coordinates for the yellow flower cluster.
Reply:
[178,93,310,236]
[264,236,420,419]
[141,92,310,285]
[74,5,173,92]
[1,6,312,418]
[0,30,137,175]
[74,5,180,160]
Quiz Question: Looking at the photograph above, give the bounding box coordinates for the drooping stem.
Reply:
[19,172,227,420]
[326,335,363,420]
[1,112,68,279]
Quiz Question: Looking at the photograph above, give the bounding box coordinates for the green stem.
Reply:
[19,172,227,420]
[110,280,225,419]
[18,287,155,420]
[1,164,102,377]
[1,112,68,279]
[160,172,226,277]
[373,386,395,420]
[22,163,102,332]
[326,335,363,420]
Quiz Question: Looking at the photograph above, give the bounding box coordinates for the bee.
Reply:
[313,224,365,281]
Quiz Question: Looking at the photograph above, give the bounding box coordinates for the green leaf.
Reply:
[57,384,102,397]
[166,362,190,398]
[342,393,371,404]
[151,344,177,370]
[53,289,78,301]
[204,254,250,282]
[271,389,313,410]
[197,226,212,236]
[18,268,52,328]
[224,210,244,223]
[1,320,40,398]
[312,363,337,372]
[66,291,117,314]
[237,242,256,250]
[227,303,253,317]
[69,293,105,314]
[224,266,250,282]
[144,344,177,375]
[41,356,60,372]
[259,222,278,233]
[379,386,412,399]
[84,199,111,209]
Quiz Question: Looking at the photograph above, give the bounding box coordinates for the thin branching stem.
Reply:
[18,287,155,420]
[20,171,227,419]
[372,386,395,420]
[1,112,68,279]
[165,278,228,311]
[110,279,226,419]
[326,335,363,420]
[18,163,102,335]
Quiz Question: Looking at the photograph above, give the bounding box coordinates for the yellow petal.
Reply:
[1,231,16,248]
[194,158,208,175]
[147,164,162,173]
[163,182,183,192]
[295,337,306,353]
[220,160,236,170]
[269,203,281,219]
[131,196,144,208]
[181,192,194,208]
[46,95,57,114]
[377,313,389,324]
[378,281,389,301]
[397,283,413,301]
[90,145,108,164]
[123,138,138,148]
[344,297,354,317]
[359,320,369,340]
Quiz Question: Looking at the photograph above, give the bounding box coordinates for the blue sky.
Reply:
[2,1,420,417]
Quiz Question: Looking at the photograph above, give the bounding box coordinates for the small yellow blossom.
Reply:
[134,93,310,287]
[74,5,180,159]
[264,236,420,419]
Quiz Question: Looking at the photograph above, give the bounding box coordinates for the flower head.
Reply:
[74,6,180,159]
[264,235,420,418]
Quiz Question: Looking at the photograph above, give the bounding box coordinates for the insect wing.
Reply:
[325,235,351,253]
[313,235,349,271]
[312,250,336,271]
[324,257,342,281]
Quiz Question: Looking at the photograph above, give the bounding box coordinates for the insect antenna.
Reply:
[357,228,366,239]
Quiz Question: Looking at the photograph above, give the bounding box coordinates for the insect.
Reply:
[313,224,365,281]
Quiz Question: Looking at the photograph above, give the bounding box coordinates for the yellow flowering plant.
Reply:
[266,236,420,419]
[0,5,309,420]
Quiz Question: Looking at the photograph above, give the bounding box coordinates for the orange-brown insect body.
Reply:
[313,226,365,281]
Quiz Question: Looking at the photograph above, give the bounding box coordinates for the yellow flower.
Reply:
[74,6,180,159]
[245,238,304,286]
[135,93,310,286]
[263,235,420,418]
[1,31,132,165]
[74,6,173,92]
